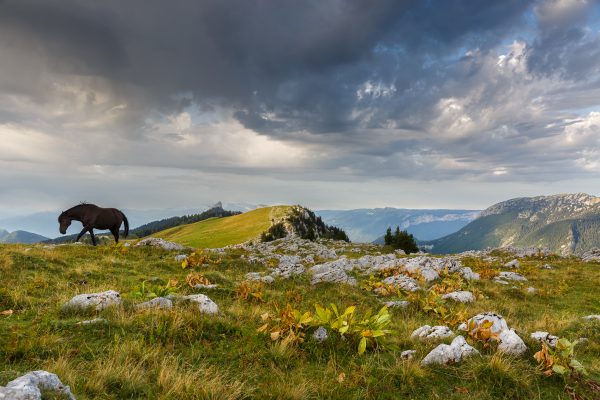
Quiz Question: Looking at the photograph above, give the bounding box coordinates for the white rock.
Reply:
[75,318,107,325]
[504,259,520,268]
[271,262,305,278]
[63,290,121,311]
[0,370,75,400]
[135,237,185,250]
[311,268,357,285]
[526,287,536,294]
[383,300,410,308]
[245,272,275,283]
[313,327,328,342]
[421,336,479,366]
[411,325,454,341]
[582,314,600,321]
[496,271,527,282]
[174,254,187,262]
[540,264,553,269]
[135,297,173,310]
[531,331,559,348]
[400,349,416,360]
[183,294,218,314]
[381,275,420,292]
[581,248,600,262]
[460,267,480,280]
[497,329,527,355]
[466,312,509,334]
[442,291,475,303]
[193,284,219,290]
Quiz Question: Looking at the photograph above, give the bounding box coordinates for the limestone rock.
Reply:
[75,318,107,325]
[466,312,509,334]
[421,336,479,366]
[411,325,454,341]
[459,267,480,281]
[504,259,520,269]
[311,268,356,285]
[383,300,410,308]
[183,294,218,314]
[271,262,305,279]
[313,327,328,342]
[582,314,600,321]
[245,272,275,284]
[497,329,527,355]
[135,297,173,310]
[540,263,553,269]
[495,271,527,282]
[400,349,416,360]
[63,290,121,311]
[174,254,187,262]
[381,275,420,292]
[531,331,559,348]
[442,291,475,303]
[0,370,75,400]
[135,237,185,251]
[193,284,219,290]
[581,248,600,262]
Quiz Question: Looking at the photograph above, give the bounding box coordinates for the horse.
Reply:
[58,203,129,246]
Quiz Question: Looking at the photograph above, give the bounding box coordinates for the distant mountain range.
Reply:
[316,208,480,242]
[0,229,49,244]
[428,193,600,255]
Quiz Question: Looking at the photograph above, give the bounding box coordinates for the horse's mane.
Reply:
[62,202,97,215]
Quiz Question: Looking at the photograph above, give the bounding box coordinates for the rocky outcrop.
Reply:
[504,259,520,268]
[0,370,75,400]
[245,272,275,284]
[381,275,420,292]
[411,325,454,341]
[581,248,600,262]
[421,336,479,366]
[63,290,121,311]
[442,291,475,303]
[135,237,185,250]
[310,268,357,285]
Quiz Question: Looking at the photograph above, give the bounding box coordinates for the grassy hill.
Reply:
[154,206,292,248]
[0,242,598,399]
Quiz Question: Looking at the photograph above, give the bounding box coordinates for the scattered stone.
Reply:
[135,297,173,310]
[400,349,416,360]
[582,315,600,321]
[313,327,328,342]
[271,262,305,279]
[174,254,187,262]
[495,271,527,282]
[182,294,218,314]
[400,256,463,282]
[381,274,420,292]
[459,267,480,281]
[540,263,553,269]
[497,329,527,355]
[502,246,550,258]
[135,237,185,251]
[245,272,275,283]
[531,331,559,348]
[421,336,479,366]
[75,318,106,325]
[193,284,218,290]
[63,290,121,311]
[0,370,75,400]
[442,291,475,303]
[466,312,509,334]
[581,248,600,262]
[310,268,357,286]
[411,325,454,341]
[526,287,536,294]
[504,259,520,269]
[577,337,589,345]
[383,300,410,308]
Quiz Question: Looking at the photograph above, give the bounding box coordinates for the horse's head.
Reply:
[58,212,71,234]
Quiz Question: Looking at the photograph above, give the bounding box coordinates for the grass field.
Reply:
[0,242,599,399]
[153,206,292,248]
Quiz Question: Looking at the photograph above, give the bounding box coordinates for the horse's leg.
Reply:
[76,227,88,242]
[111,227,119,244]
[89,229,97,246]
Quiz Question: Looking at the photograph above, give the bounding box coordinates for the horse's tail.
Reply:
[121,211,129,238]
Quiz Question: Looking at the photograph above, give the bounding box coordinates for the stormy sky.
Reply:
[1,0,600,217]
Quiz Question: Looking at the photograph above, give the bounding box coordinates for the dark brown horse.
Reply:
[58,203,129,245]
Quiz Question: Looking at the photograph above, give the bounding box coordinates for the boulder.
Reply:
[497,329,527,355]
[245,272,275,284]
[135,237,185,251]
[582,314,600,321]
[174,254,187,262]
[581,248,600,262]
[135,297,173,310]
[381,275,420,292]
[411,325,454,341]
[504,259,520,269]
[271,262,305,279]
[459,267,480,281]
[313,327,328,342]
[63,290,121,311]
[383,300,410,308]
[495,271,527,282]
[193,284,219,290]
[0,370,75,400]
[531,331,559,348]
[442,291,475,303]
[182,294,218,314]
[310,268,357,285]
[466,312,509,334]
[421,336,479,366]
